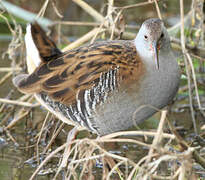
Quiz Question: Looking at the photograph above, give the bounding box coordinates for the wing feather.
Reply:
[14,41,144,105]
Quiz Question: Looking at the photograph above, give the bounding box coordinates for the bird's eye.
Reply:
[144,35,148,40]
[160,33,164,38]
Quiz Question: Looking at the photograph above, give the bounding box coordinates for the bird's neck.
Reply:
[135,45,171,69]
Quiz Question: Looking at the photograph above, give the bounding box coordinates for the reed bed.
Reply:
[0,0,204,179]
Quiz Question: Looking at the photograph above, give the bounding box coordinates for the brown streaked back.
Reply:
[13,38,144,106]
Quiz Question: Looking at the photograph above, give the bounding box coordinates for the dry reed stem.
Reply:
[135,148,194,179]
[186,52,204,111]
[107,160,125,179]
[178,147,195,180]
[97,138,151,148]
[36,112,50,165]
[0,71,12,85]
[52,20,100,27]
[90,24,106,44]
[151,167,180,180]
[54,127,78,180]
[179,2,204,112]
[191,53,205,62]
[5,129,19,146]
[64,140,91,179]
[126,108,198,179]
[0,111,13,125]
[0,67,22,72]
[0,91,13,112]
[52,20,140,31]
[36,134,150,179]
[51,0,63,18]
[4,96,34,130]
[37,0,50,18]
[132,105,162,126]
[107,0,115,40]
[180,0,197,133]
[72,0,105,23]
[5,108,29,129]
[149,155,181,180]
[167,114,205,169]
[62,28,105,52]
[69,153,105,166]
[29,142,68,180]
[28,113,200,179]
[100,130,175,140]
[1,0,203,179]
[111,9,124,39]
[66,143,83,179]
[0,94,32,125]
[73,142,96,179]
[127,153,158,180]
[146,110,167,163]
[42,122,64,154]
[171,37,205,59]
[18,94,32,101]
[87,139,132,163]
[168,10,192,36]
[0,97,39,107]
[148,154,178,174]
[117,0,161,10]
[0,11,16,36]
[154,0,162,19]
[72,0,136,40]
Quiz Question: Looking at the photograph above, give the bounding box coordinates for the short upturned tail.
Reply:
[25,22,62,65]
[29,22,62,62]
[13,22,62,93]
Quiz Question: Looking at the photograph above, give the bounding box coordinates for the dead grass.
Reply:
[0,0,205,179]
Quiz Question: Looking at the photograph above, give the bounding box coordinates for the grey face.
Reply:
[135,18,170,70]
[143,18,164,42]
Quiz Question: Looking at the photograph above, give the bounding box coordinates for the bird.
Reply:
[13,18,180,136]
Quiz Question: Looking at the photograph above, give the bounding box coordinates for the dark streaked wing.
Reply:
[14,22,144,106]
[14,40,143,106]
